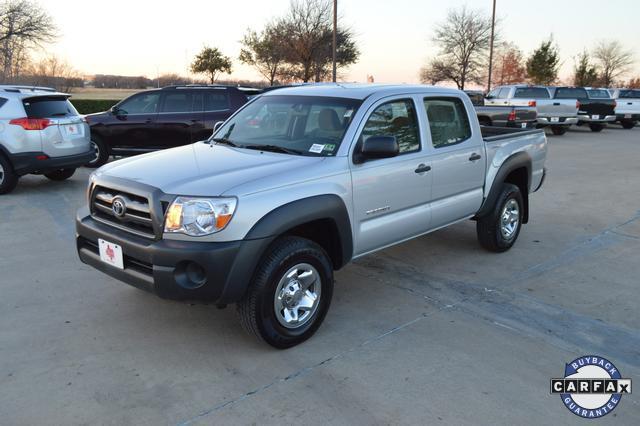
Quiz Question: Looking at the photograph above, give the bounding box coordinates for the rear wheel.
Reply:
[0,154,19,195]
[85,136,109,168]
[237,236,334,349]
[476,183,523,253]
[621,121,636,130]
[550,126,567,136]
[44,168,76,181]
[589,123,604,132]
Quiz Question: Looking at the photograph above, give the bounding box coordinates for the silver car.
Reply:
[0,85,93,194]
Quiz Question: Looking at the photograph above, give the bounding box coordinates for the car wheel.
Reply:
[550,126,567,136]
[237,236,334,349]
[85,136,109,168]
[44,168,76,181]
[476,183,523,253]
[589,123,604,132]
[0,154,19,195]
[621,121,635,130]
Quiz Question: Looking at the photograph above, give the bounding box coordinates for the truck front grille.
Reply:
[91,186,156,239]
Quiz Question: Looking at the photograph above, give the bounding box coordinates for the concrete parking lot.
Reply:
[1,125,639,425]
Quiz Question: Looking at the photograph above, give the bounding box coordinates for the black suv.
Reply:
[85,85,250,167]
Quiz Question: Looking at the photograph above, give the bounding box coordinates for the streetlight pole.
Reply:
[332,0,337,83]
[487,0,496,92]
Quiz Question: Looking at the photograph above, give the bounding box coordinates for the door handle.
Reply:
[414,164,431,174]
[469,153,482,161]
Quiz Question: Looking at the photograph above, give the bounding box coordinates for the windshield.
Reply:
[587,89,610,99]
[620,89,640,99]
[212,95,362,156]
[554,88,588,99]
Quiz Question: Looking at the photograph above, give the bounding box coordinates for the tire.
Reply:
[621,121,636,130]
[0,154,19,195]
[550,126,567,136]
[476,183,523,253]
[85,136,109,168]
[44,168,76,181]
[237,236,334,349]
[589,123,604,132]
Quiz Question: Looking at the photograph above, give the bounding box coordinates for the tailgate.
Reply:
[536,100,577,118]
[579,100,615,116]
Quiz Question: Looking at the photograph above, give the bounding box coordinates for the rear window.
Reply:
[587,89,611,99]
[620,90,640,98]
[513,88,550,99]
[23,96,78,118]
[554,88,588,99]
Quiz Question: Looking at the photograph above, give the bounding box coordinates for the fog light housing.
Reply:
[174,261,206,289]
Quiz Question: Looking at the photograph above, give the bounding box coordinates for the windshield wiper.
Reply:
[244,144,303,155]
[210,137,239,147]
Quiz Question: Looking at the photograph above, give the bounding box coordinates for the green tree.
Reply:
[526,39,560,85]
[239,24,287,86]
[573,51,598,87]
[190,46,232,84]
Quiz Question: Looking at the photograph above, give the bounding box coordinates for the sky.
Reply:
[39,0,639,85]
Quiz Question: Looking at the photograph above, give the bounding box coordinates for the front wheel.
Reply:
[621,121,636,130]
[550,126,567,136]
[237,236,334,349]
[476,183,523,252]
[44,168,76,181]
[589,123,604,132]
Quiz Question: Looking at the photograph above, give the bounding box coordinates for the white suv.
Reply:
[0,85,94,194]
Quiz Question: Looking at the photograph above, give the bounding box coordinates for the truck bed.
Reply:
[481,125,544,142]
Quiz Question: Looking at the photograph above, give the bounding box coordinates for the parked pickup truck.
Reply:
[551,87,616,132]
[608,88,640,129]
[464,90,537,128]
[76,84,547,348]
[485,85,578,135]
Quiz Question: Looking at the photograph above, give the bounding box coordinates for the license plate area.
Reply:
[550,117,559,123]
[592,115,600,120]
[521,122,527,128]
[624,114,632,119]
[99,238,124,269]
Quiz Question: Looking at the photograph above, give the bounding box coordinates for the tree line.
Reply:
[420,6,637,90]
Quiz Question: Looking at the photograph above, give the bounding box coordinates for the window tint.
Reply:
[587,89,610,99]
[204,91,229,111]
[361,99,420,154]
[23,96,78,118]
[554,88,588,99]
[117,92,160,114]
[161,92,193,113]
[498,88,511,98]
[513,87,550,99]
[0,97,8,109]
[424,97,472,148]
[620,89,640,98]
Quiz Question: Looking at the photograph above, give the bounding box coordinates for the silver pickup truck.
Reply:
[76,84,547,348]
[485,85,578,135]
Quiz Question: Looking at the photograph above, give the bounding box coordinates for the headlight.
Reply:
[164,197,237,236]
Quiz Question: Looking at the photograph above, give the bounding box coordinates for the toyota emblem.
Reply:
[112,197,127,218]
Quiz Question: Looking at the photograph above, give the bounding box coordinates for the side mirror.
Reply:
[110,105,123,116]
[485,95,494,100]
[213,121,225,132]
[355,135,399,163]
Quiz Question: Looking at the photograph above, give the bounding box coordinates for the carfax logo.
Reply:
[551,355,632,419]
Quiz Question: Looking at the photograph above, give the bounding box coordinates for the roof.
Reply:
[0,85,69,98]
[261,83,461,100]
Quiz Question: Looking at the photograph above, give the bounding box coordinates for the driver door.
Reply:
[109,91,160,151]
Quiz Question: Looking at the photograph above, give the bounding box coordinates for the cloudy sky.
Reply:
[41,0,638,84]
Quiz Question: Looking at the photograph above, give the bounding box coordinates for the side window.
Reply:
[117,92,160,114]
[361,99,420,154]
[423,97,472,149]
[487,89,499,98]
[204,91,230,111]
[498,87,511,98]
[161,92,193,113]
[0,97,7,109]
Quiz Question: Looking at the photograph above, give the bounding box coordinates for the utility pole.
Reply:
[332,0,337,83]
[487,0,496,92]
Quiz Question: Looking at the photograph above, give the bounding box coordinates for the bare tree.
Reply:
[420,6,495,89]
[24,55,82,92]
[593,40,634,87]
[0,0,56,81]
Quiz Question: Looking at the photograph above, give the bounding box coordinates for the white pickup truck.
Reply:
[76,84,547,348]
[485,85,578,135]
[609,88,640,129]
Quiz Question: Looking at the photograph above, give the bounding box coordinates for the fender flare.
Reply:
[245,194,353,268]
[477,151,532,222]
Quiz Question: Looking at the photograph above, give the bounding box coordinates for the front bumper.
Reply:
[578,115,616,123]
[536,117,578,126]
[10,150,95,176]
[76,207,270,303]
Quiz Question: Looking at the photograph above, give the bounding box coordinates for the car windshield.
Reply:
[212,95,362,156]
[554,88,588,99]
[587,89,610,99]
[619,89,640,98]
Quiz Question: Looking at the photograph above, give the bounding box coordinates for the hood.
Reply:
[97,142,325,196]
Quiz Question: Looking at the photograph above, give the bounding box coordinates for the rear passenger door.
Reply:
[350,96,433,256]
[422,96,485,229]
[156,90,202,148]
